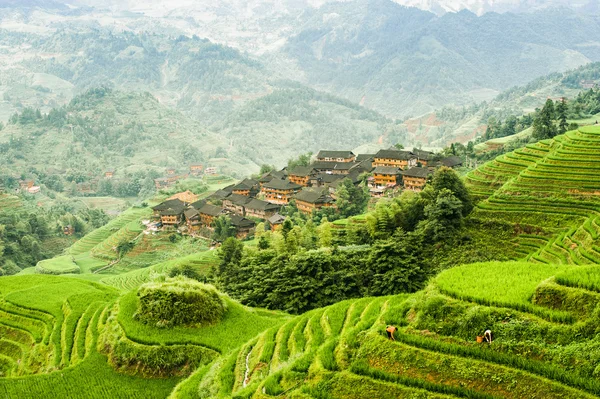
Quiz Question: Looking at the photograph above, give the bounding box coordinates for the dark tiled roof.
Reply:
[288,166,315,177]
[184,208,199,220]
[311,161,355,171]
[311,173,345,184]
[190,199,207,210]
[258,170,287,183]
[245,198,280,212]
[401,167,432,178]
[262,179,302,190]
[316,150,355,159]
[208,189,232,201]
[294,189,335,204]
[224,194,253,206]
[152,199,185,212]
[232,178,258,191]
[439,156,463,167]
[355,154,375,162]
[373,166,402,175]
[268,213,286,224]
[374,149,416,160]
[198,203,226,217]
[412,149,435,160]
[230,215,256,229]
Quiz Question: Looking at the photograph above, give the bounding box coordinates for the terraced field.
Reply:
[466,126,600,264]
[0,194,22,212]
[175,261,600,398]
[69,207,150,256]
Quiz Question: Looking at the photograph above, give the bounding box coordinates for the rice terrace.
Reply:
[0,125,598,397]
[1,2,600,397]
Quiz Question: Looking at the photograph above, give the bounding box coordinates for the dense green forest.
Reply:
[213,167,516,313]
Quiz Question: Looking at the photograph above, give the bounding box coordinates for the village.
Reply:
[151,147,463,239]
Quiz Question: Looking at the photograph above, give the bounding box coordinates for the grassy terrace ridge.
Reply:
[176,260,600,399]
[465,126,600,265]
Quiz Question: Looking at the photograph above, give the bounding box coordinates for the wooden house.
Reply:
[293,189,335,214]
[401,167,433,192]
[373,149,417,169]
[244,198,281,220]
[204,167,218,175]
[184,208,202,233]
[268,213,286,229]
[104,170,115,179]
[197,203,226,227]
[288,166,315,187]
[167,190,199,205]
[316,150,356,163]
[19,180,34,190]
[439,156,463,168]
[151,199,186,227]
[166,168,177,175]
[310,173,345,188]
[63,225,75,235]
[223,194,252,216]
[372,166,402,187]
[189,164,204,175]
[231,178,259,196]
[229,215,256,239]
[261,179,302,205]
[258,170,287,187]
[152,199,186,219]
[311,161,355,175]
[412,149,435,167]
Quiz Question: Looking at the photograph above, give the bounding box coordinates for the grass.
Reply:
[35,255,80,275]
[436,261,574,322]
[555,265,600,293]
[117,290,288,353]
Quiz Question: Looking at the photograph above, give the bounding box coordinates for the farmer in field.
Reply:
[484,329,493,343]
[386,325,397,340]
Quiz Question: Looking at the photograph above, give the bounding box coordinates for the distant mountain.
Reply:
[271,0,600,118]
[392,0,595,15]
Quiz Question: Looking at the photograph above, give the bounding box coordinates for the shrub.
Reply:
[134,277,226,328]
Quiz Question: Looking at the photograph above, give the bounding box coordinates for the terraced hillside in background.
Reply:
[466,126,600,264]
[174,260,600,398]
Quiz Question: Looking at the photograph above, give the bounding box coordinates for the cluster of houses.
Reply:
[151,147,463,239]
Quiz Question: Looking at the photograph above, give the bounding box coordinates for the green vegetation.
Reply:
[135,278,227,327]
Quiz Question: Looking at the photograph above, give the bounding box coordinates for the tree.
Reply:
[335,178,369,218]
[420,188,464,241]
[556,98,569,134]
[316,219,333,247]
[216,237,244,277]
[212,215,236,242]
[287,152,313,170]
[532,99,558,140]
[431,167,472,216]
[394,143,404,150]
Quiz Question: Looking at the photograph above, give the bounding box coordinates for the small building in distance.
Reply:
[184,208,201,233]
[581,80,598,89]
[412,149,435,167]
[261,179,302,205]
[316,150,356,163]
[229,215,256,239]
[104,169,115,179]
[166,167,177,176]
[231,178,260,196]
[439,156,463,169]
[167,190,199,205]
[293,189,335,214]
[244,198,281,220]
[372,166,402,187]
[401,167,433,192]
[19,180,34,190]
[373,148,417,169]
[223,194,252,216]
[197,203,227,227]
[268,213,286,229]
[204,166,218,175]
[152,198,187,227]
[189,164,204,175]
[288,166,315,187]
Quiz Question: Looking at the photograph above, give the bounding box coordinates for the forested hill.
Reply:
[0,87,255,179]
[273,0,600,118]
